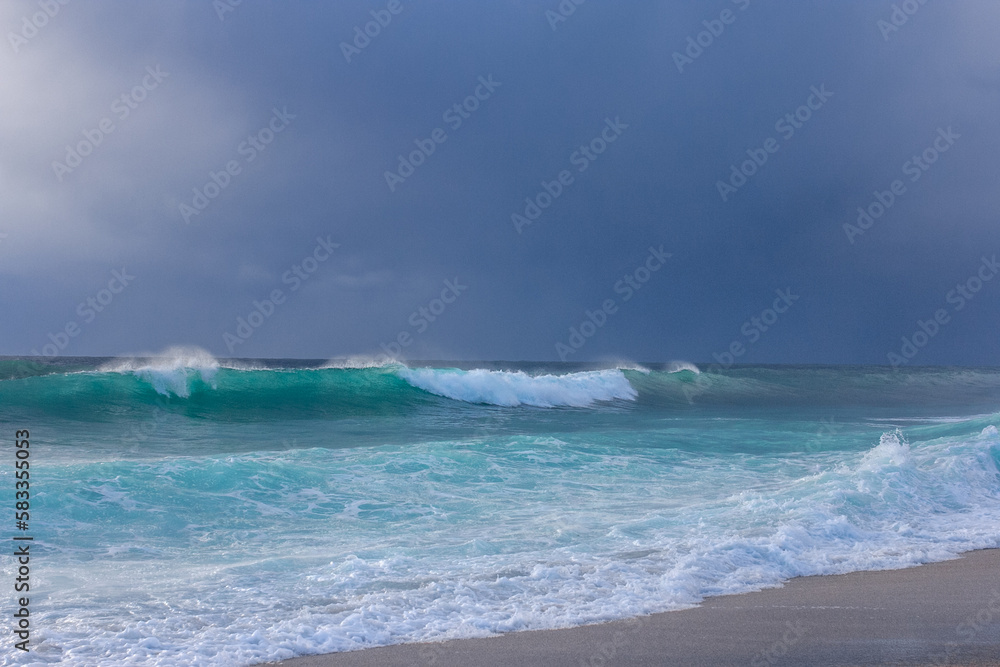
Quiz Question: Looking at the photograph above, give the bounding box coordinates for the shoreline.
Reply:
[269,548,1000,667]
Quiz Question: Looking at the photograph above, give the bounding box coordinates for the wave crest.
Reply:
[665,360,700,374]
[397,368,637,407]
[859,430,912,472]
[99,346,220,397]
[320,355,401,370]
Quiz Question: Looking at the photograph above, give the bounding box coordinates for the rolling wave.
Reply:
[3,349,1000,420]
[4,348,1000,665]
[398,367,637,407]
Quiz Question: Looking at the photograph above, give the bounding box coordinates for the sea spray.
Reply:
[2,357,1000,665]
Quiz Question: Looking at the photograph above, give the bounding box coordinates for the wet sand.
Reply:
[270,549,1000,667]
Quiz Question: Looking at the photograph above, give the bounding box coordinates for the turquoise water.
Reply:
[2,351,1000,665]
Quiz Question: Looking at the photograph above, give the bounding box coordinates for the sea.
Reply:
[2,349,999,665]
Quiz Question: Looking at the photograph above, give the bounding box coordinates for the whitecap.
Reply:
[397,367,637,407]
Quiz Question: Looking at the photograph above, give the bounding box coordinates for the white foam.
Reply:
[858,431,911,471]
[617,363,651,374]
[596,358,651,374]
[320,355,402,370]
[10,426,1000,666]
[100,346,220,397]
[665,360,700,374]
[397,368,637,407]
[220,359,270,371]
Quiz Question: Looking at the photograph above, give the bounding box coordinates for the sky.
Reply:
[1,0,999,365]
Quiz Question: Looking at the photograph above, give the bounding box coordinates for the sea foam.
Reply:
[7,362,1000,666]
[99,346,220,397]
[396,367,637,407]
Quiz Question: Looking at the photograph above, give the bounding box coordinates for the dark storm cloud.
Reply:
[1,1,998,365]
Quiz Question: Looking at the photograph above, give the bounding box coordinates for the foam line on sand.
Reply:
[268,548,1000,667]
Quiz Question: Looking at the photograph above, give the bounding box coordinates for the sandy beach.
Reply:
[271,549,1000,667]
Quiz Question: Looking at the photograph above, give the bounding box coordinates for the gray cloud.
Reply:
[2,0,999,365]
